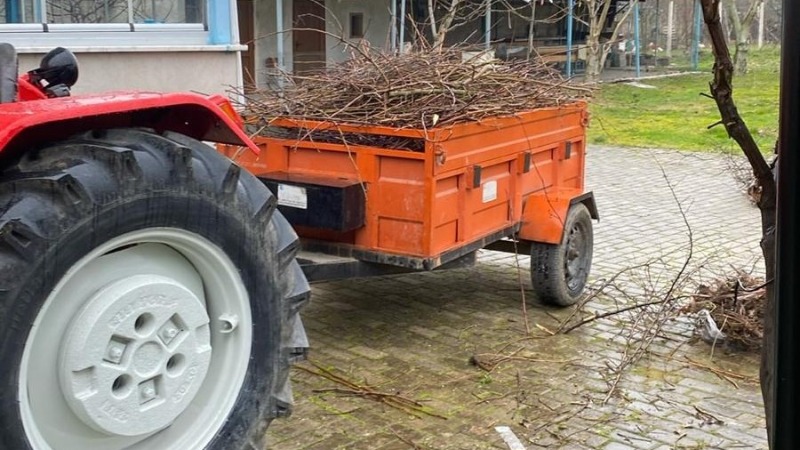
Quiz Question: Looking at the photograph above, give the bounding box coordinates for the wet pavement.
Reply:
[268,146,767,450]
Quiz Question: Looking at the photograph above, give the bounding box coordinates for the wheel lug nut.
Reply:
[138,378,159,405]
[103,338,128,365]
[158,318,182,346]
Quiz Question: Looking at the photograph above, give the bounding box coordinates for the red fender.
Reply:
[0,89,259,158]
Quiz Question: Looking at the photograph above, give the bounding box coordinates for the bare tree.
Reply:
[580,0,636,83]
[433,0,464,50]
[724,0,763,74]
[47,0,127,23]
[700,0,776,443]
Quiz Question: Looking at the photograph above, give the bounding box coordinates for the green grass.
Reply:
[588,45,780,152]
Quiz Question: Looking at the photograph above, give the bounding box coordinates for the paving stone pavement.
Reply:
[268,146,767,450]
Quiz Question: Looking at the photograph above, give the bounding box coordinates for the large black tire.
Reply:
[530,203,593,306]
[0,129,310,450]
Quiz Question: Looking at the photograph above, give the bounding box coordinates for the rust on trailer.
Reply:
[220,102,590,262]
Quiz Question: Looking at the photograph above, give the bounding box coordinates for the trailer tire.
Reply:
[530,204,593,307]
[0,128,310,450]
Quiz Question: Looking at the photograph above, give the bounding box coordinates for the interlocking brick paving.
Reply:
[269,146,767,450]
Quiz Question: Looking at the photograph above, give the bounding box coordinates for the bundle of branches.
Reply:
[239,48,592,149]
[685,271,766,351]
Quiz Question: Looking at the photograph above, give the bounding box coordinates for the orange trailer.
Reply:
[222,102,598,306]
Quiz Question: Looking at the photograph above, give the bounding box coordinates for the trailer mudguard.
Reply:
[518,189,599,244]
[0,91,258,159]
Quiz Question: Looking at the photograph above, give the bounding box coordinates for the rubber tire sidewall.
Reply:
[530,203,594,307]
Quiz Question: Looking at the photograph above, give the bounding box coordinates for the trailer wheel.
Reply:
[530,204,593,306]
[0,129,310,450]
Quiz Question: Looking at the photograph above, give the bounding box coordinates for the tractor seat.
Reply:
[0,43,18,103]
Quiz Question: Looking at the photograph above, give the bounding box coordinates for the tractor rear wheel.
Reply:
[530,204,593,306]
[0,129,310,450]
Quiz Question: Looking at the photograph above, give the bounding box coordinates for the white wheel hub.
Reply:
[20,230,253,450]
[59,275,212,436]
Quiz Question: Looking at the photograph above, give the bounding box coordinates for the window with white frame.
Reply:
[0,0,231,49]
[1,0,205,24]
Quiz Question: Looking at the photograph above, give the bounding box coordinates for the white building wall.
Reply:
[253,0,392,87]
[19,50,240,95]
[325,0,392,64]
[254,0,294,88]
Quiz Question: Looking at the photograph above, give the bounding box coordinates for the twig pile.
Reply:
[686,271,766,351]
[239,48,591,148]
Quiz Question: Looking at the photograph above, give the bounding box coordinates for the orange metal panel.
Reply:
[432,220,459,252]
[288,146,360,177]
[379,156,425,182]
[465,161,513,238]
[521,146,557,194]
[431,106,586,175]
[433,175,460,225]
[378,218,425,254]
[517,187,584,244]
[375,182,425,221]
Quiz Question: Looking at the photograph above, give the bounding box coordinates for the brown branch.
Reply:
[701,0,774,206]
[296,361,448,420]
[560,298,669,334]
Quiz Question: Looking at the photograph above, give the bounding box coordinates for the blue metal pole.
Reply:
[566,0,574,77]
[5,0,19,23]
[692,0,701,70]
[208,0,233,44]
[634,0,641,78]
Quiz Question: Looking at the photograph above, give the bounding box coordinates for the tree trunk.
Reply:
[724,0,745,73]
[527,2,535,61]
[428,0,437,39]
[725,0,762,75]
[582,0,635,83]
[700,0,776,444]
[760,211,776,442]
[584,27,603,83]
[736,27,751,74]
[584,51,601,83]
[433,0,462,51]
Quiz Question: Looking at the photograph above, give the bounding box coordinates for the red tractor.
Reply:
[0,44,309,450]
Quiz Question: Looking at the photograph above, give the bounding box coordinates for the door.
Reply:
[237,0,256,91]
[292,0,326,75]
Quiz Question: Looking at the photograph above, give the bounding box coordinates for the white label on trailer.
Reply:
[482,180,498,203]
[277,184,308,209]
